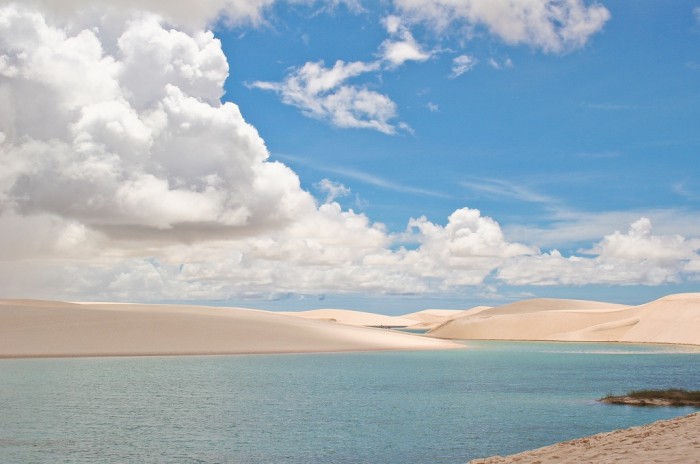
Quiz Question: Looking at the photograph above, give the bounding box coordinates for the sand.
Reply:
[283,308,417,327]
[401,307,492,329]
[469,412,700,463]
[0,300,460,358]
[430,294,700,346]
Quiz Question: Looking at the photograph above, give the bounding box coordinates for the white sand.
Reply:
[401,307,493,329]
[430,294,700,346]
[283,308,417,327]
[0,300,460,358]
[469,412,700,463]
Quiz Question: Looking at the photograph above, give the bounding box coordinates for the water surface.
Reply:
[1,341,699,463]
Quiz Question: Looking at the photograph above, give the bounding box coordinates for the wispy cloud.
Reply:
[323,166,451,198]
[315,178,351,203]
[275,153,451,198]
[583,102,639,110]
[450,54,477,77]
[460,177,557,206]
[488,57,514,70]
[673,180,700,201]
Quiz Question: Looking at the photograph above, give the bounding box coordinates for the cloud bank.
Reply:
[0,2,697,303]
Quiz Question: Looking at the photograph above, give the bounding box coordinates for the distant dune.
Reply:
[284,309,416,327]
[401,307,492,329]
[430,294,700,346]
[3,293,700,359]
[0,300,460,358]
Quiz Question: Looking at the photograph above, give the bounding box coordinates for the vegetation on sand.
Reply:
[601,389,700,407]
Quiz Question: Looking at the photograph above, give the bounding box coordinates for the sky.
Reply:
[0,0,699,313]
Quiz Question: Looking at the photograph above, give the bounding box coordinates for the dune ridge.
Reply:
[430,293,700,346]
[0,300,460,358]
[283,308,416,327]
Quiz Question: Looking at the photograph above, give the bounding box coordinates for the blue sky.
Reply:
[224,0,700,240]
[218,0,700,307]
[0,0,699,312]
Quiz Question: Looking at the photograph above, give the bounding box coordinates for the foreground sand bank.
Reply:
[0,300,460,358]
[469,412,700,463]
[431,293,700,346]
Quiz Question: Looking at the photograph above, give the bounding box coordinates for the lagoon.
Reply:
[1,341,699,463]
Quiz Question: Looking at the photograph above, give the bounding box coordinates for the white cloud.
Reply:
[0,3,539,301]
[251,60,405,134]
[504,208,700,250]
[2,3,699,303]
[379,15,432,68]
[488,57,514,69]
[694,7,700,25]
[315,178,351,203]
[0,6,312,240]
[498,218,700,286]
[0,0,278,30]
[450,54,477,77]
[394,0,611,53]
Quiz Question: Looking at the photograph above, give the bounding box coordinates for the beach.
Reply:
[470,412,700,463]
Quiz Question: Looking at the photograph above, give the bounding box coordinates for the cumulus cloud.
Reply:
[450,54,477,77]
[0,3,538,300]
[0,0,278,30]
[250,60,405,134]
[0,6,312,240]
[498,218,700,286]
[393,0,611,53]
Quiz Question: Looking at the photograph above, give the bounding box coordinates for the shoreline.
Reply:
[469,412,700,463]
[456,338,700,349]
[0,344,458,361]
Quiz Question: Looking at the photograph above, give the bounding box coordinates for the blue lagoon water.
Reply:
[1,341,699,463]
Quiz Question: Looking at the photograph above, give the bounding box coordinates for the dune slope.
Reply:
[0,300,460,358]
[430,294,700,346]
[283,308,416,327]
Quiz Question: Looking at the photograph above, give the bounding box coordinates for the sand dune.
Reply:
[469,412,700,464]
[430,294,700,346]
[283,308,416,327]
[401,307,492,329]
[0,300,460,358]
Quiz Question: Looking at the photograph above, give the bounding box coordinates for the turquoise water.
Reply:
[1,341,699,463]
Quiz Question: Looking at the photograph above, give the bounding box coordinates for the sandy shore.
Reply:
[0,300,460,358]
[430,293,700,346]
[469,412,700,463]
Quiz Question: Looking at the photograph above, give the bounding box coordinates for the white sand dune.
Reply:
[0,300,460,358]
[430,294,700,346]
[401,307,492,329]
[469,412,700,464]
[283,308,417,327]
